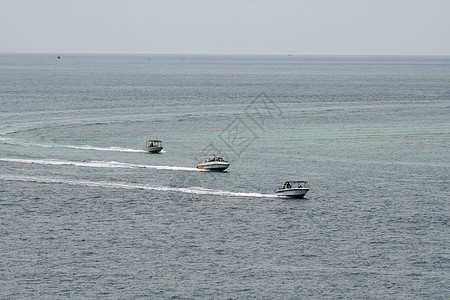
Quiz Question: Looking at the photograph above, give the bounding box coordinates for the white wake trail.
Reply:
[0,174,274,198]
[0,158,200,172]
[0,137,146,153]
[60,145,147,153]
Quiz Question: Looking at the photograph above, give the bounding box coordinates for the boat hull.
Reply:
[275,188,309,198]
[197,162,230,171]
[145,147,163,153]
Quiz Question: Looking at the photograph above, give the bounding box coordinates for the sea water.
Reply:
[0,54,449,299]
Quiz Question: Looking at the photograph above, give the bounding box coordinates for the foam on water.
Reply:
[0,174,274,198]
[60,144,146,153]
[0,157,200,172]
[0,137,146,153]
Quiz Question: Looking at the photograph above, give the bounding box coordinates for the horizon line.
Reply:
[1,52,450,57]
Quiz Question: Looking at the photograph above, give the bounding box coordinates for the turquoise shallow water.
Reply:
[0,54,449,298]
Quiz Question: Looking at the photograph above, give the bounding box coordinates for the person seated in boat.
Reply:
[150,142,154,147]
[286,182,291,189]
[298,183,302,188]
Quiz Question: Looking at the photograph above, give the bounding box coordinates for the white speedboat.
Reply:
[197,155,230,171]
[144,139,163,153]
[275,181,309,198]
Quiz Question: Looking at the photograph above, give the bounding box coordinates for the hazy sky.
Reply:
[1,0,449,55]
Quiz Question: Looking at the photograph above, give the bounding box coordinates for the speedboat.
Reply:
[197,155,230,171]
[275,181,309,198]
[144,139,163,153]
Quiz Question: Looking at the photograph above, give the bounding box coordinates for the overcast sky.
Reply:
[1,0,449,55]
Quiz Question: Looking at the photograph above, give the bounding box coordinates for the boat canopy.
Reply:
[284,181,308,184]
[147,139,161,143]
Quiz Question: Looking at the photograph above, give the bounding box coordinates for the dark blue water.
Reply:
[1,54,449,299]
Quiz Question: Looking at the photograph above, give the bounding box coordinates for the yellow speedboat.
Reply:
[197,155,230,171]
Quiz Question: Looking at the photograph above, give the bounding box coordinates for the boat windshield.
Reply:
[205,156,225,162]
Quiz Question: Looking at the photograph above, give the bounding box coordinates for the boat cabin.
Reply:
[146,139,162,148]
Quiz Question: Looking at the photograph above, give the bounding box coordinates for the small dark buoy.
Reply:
[57,55,61,59]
